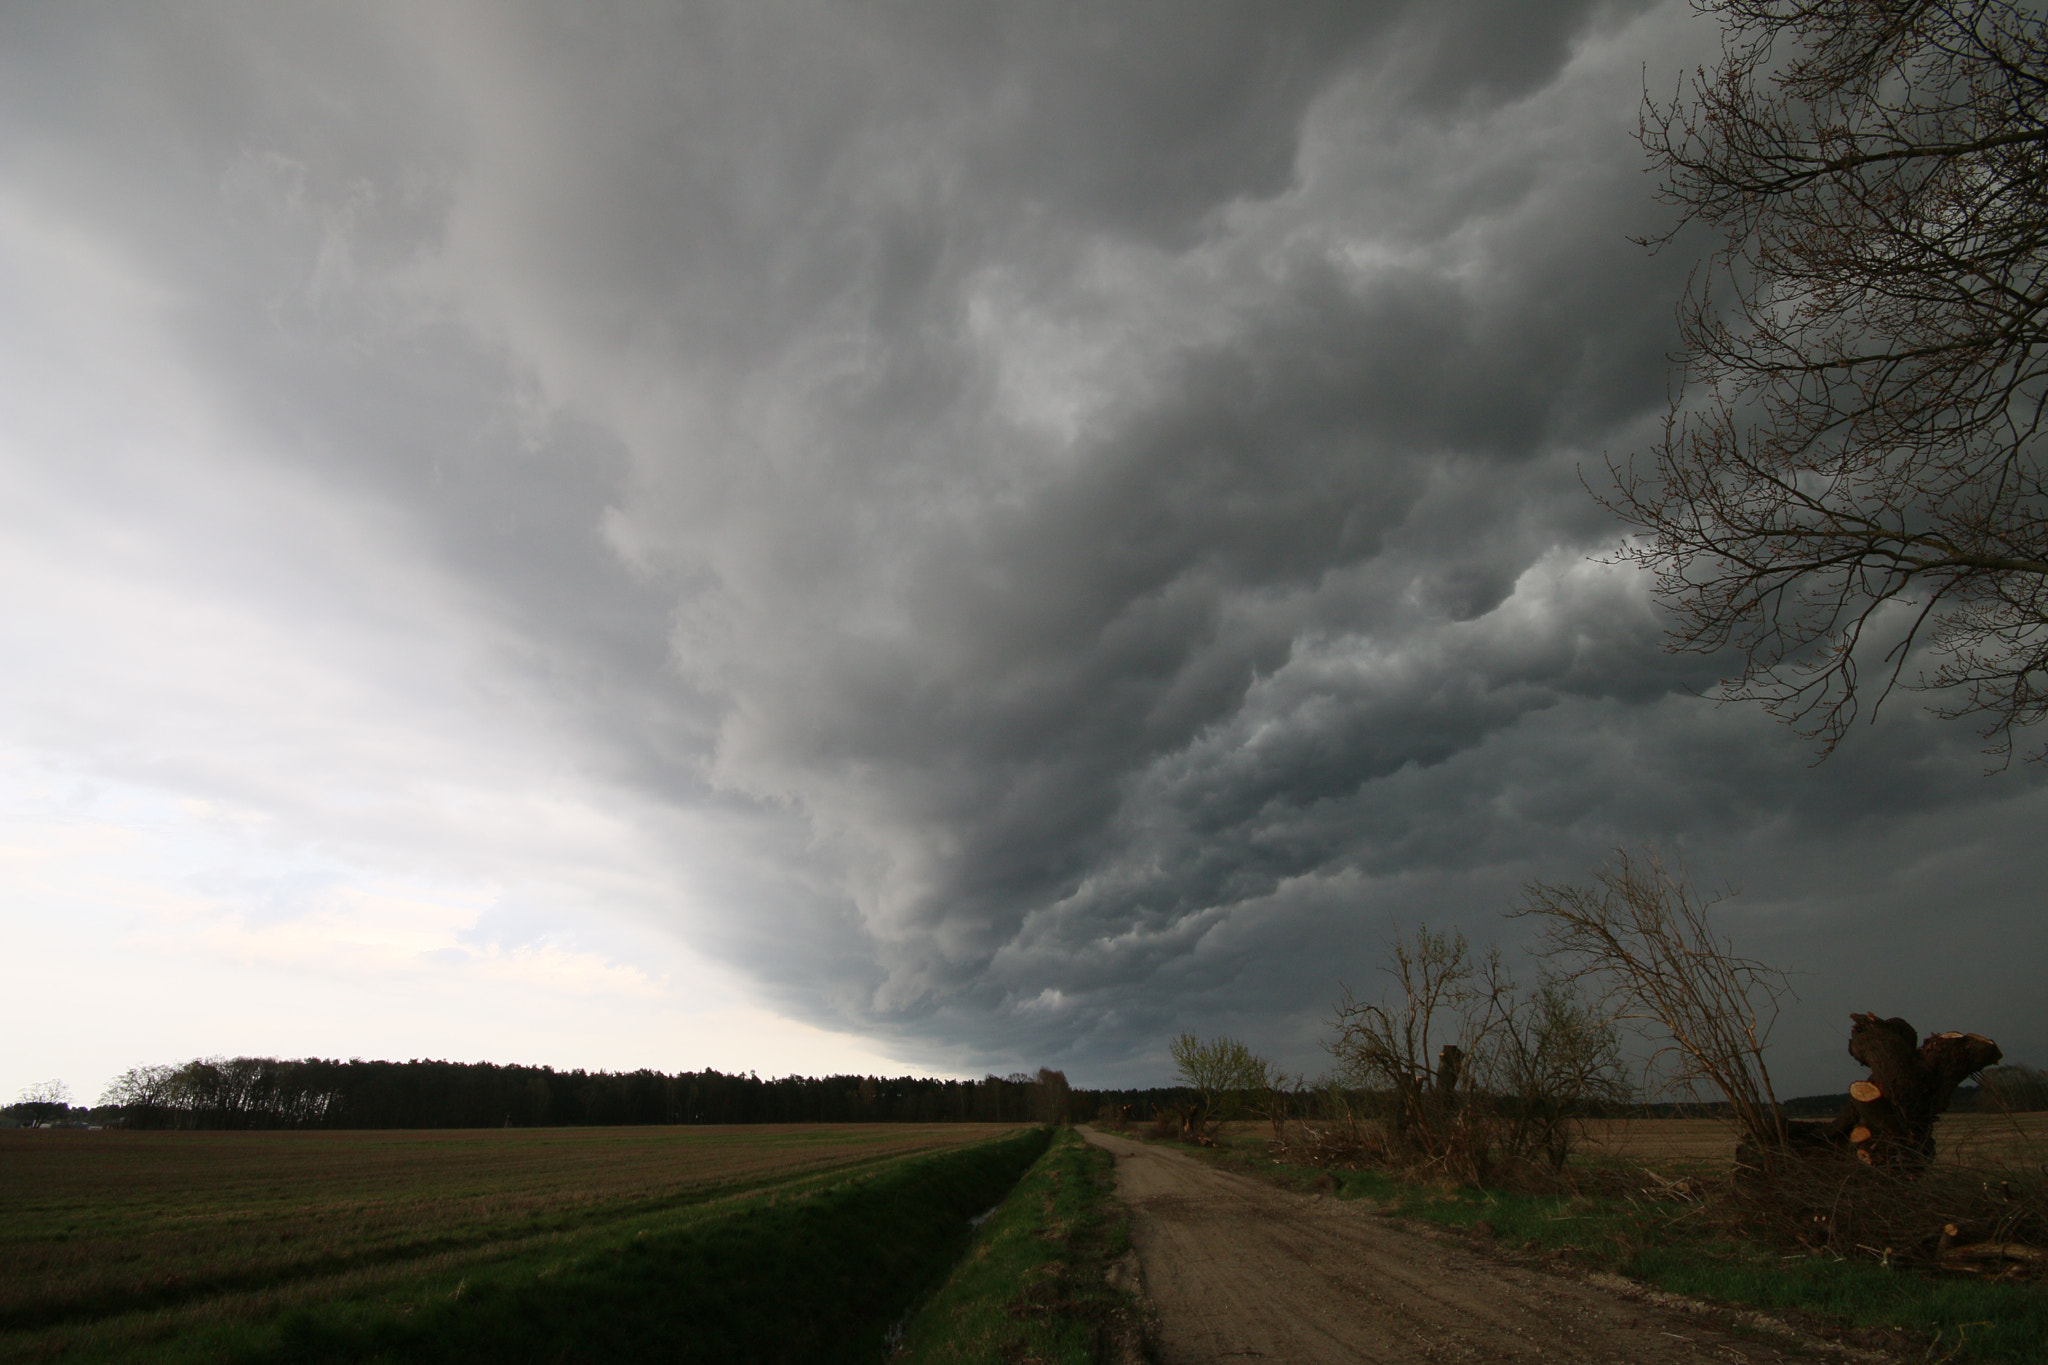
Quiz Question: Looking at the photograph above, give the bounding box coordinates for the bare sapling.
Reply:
[1514,848,1791,1156]
[1259,1070,1306,1145]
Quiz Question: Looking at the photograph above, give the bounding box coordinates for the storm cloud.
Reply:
[4,0,2041,1097]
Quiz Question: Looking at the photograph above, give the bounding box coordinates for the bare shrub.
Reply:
[1735,1143,2048,1270]
[1483,976,1633,1173]
[1271,1085,1391,1169]
[1514,848,1791,1154]
[1258,1071,1307,1145]
[1321,926,1628,1183]
[1325,926,1493,1170]
[1982,1064,2048,1114]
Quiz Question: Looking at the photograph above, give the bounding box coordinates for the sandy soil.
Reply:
[1084,1129,1870,1365]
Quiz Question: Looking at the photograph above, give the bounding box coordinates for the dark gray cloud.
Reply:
[3,0,2040,1098]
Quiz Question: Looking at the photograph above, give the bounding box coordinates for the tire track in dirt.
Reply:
[1084,1129,1871,1365]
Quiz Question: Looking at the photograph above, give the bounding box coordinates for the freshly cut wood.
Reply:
[1743,1015,2002,1180]
[1848,1014,1923,1105]
[1917,1031,2003,1111]
[1830,1014,2004,1172]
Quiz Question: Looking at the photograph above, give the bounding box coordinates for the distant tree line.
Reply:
[47,1053,2042,1133]
[91,1057,1090,1130]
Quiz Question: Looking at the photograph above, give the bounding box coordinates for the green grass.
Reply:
[1,1125,1045,1364]
[1185,1131,2048,1364]
[897,1127,1145,1364]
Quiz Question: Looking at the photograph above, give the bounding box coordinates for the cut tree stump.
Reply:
[1738,1015,2001,1179]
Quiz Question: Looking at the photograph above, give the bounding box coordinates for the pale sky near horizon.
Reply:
[6,0,2044,1108]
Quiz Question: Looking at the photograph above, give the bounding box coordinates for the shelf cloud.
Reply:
[4,0,2041,1096]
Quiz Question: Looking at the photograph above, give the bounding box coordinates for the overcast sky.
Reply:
[5,0,2043,1105]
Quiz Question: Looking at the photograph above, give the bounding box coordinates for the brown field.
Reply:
[0,1123,1020,1361]
[1216,1111,2048,1172]
[1577,1111,2048,1169]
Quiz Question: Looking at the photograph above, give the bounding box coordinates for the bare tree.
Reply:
[1327,927,1630,1175]
[11,1079,73,1126]
[1613,0,2048,758]
[1326,926,1502,1164]
[1514,849,1792,1152]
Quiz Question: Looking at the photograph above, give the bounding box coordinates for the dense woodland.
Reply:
[71,1057,1090,1129]
[9,1054,2037,1131]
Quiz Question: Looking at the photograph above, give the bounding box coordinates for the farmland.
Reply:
[0,1123,1035,1363]
[1574,1111,2048,1169]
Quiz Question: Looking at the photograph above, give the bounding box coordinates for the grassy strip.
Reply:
[897,1128,1145,1365]
[1193,1135,2048,1364]
[236,1125,1053,1365]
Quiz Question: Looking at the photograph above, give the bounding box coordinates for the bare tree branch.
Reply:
[1613,0,2048,759]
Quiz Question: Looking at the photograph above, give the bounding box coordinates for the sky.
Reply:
[5,0,2043,1107]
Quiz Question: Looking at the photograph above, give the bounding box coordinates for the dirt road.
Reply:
[1084,1129,1855,1365]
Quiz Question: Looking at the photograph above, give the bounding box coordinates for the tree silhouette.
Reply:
[1613,0,2048,758]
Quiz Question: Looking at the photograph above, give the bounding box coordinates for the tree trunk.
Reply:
[1435,1045,1464,1106]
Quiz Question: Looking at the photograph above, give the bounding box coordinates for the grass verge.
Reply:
[245,1125,1052,1365]
[897,1127,1147,1364]
[1178,1132,2048,1364]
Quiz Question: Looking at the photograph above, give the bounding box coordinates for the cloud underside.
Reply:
[4,0,2042,1089]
